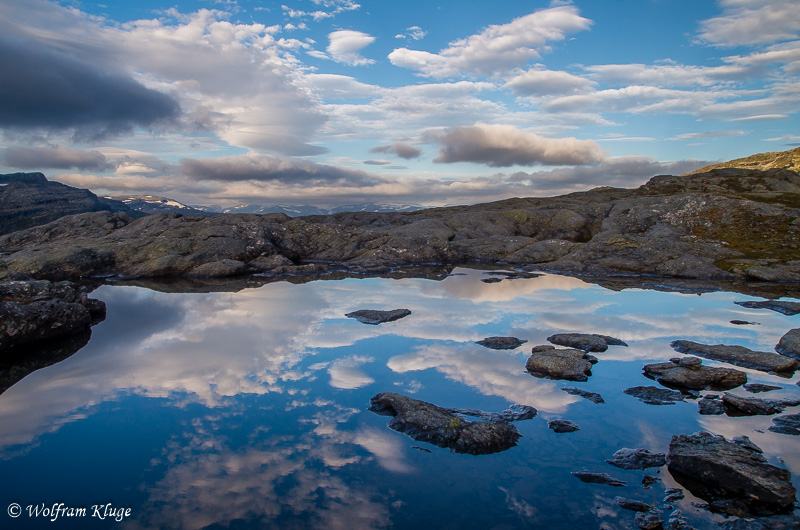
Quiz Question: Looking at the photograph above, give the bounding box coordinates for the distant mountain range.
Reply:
[107,196,423,217]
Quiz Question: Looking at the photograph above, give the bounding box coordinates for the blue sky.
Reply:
[0,0,798,207]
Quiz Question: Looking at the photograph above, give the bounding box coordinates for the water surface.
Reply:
[2,269,799,528]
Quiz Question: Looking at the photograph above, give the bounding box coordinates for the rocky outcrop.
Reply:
[570,471,626,487]
[0,172,134,236]
[444,404,537,423]
[735,300,800,316]
[769,413,800,435]
[562,386,605,404]
[546,333,627,352]
[643,357,748,390]
[670,340,800,375]
[722,393,800,416]
[775,328,800,361]
[4,162,800,283]
[547,419,579,433]
[605,448,666,470]
[624,386,685,405]
[667,431,797,516]
[745,383,781,393]
[475,336,527,350]
[345,308,411,325]
[614,497,651,512]
[368,392,522,455]
[698,395,726,415]
[1,280,106,350]
[525,346,597,382]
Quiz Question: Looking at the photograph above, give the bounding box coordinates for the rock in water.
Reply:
[634,511,664,530]
[526,347,596,382]
[624,386,684,405]
[697,395,725,415]
[643,357,747,390]
[547,419,580,433]
[744,383,782,393]
[606,448,666,470]
[368,392,521,455]
[667,431,797,516]
[769,413,800,436]
[722,393,800,416]
[561,386,605,404]
[734,300,800,316]
[614,497,652,512]
[570,471,626,487]
[670,340,799,375]
[475,336,527,350]
[775,328,800,361]
[546,333,628,352]
[719,514,800,529]
[345,308,411,325]
[444,404,537,423]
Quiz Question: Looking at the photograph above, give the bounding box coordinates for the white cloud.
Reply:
[432,123,605,167]
[3,145,111,170]
[671,130,747,140]
[388,6,591,78]
[698,0,800,46]
[394,26,427,41]
[505,69,594,95]
[326,30,376,66]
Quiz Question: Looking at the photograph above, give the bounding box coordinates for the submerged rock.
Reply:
[624,386,685,405]
[562,386,605,404]
[670,340,799,375]
[769,413,800,436]
[722,393,800,416]
[615,497,652,512]
[546,333,628,352]
[345,308,411,325]
[547,419,580,433]
[606,448,666,470]
[643,357,747,390]
[526,347,596,382]
[774,328,800,361]
[1,280,106,350]
[734,300,800,316]
[475,336,527,350]
[744,383,782,393]
[444,404,537,423]
[667,431,797,516]
[368,392,522,455]
[570,471,626,487]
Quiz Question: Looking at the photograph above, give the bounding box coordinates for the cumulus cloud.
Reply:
[505,69,594,95]
[3,145,111,171]
[388,6,591,78]
[326,30,376,66]
[0,36,180,140]
[394,26,427,41]
[431,124,605,167]
[698,0,800,46]
[369,141,422,159]
[181,153,381,186]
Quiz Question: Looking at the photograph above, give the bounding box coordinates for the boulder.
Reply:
[546,333,628,352]
[774,328,800,361]
[475,336,527,350]
[624,386,685,405]
[345,308,411,325]
[722,393,800,416]
[697,395,725,415]
[525,347,596,382]
[547,419,580,433]
[643,358,747,390]
[561,386,605,404]
[670,340,799,375]
[606,448,666,470]
[769,413,800,436]
[614,497,652,512]
[368,392,522,455]
[667,431,797,516]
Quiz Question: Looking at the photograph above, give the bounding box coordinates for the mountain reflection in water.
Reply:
[1,269,798,528]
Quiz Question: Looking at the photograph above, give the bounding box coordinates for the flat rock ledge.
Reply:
[345,308,411,325]
[667,431,797,517]
[1,280,106,350]
[562,386,605,404]
[475,336,527,350]
[525,346,597,382]
[570,471,626,487]
[547,419,580,433]
[735,300,800,316]
[368,392,522,455]
[624,386,685,405]
[769,413,800,435]
[606,448,666,470]
[643,357,747,390]
[546,333,627,352]
[722,393,800,416]
[670,340,800,375]
[775,328,800,361]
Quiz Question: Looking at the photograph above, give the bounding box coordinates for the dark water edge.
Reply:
[1,267,799,529]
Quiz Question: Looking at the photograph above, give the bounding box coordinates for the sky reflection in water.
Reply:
[1,269,799,529]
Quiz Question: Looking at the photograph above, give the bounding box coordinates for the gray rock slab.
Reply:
[735,300,800,316]
[548,419,580,433]
[624,386,685,405]
[345,308,411,325]
[526,347,596,382]
[570,471,626,487]
[475,336,527,350]
[546,333,628,352]
[606,448,666,470]
[769,413,800,435]
[671,340,799,375]
[644,358,747,390]
[561,386,605,404]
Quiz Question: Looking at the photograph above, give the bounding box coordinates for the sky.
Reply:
[0,0,798,208]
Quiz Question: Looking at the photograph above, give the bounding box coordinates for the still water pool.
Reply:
[1,269,799,528]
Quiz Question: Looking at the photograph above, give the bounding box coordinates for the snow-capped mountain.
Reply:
[106,195,212,215]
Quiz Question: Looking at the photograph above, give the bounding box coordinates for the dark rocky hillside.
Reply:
[0,172,136,235]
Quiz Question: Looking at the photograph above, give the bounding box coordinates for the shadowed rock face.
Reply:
[3,165,800,283]
[368,392,522,455]
[667,431,797,516]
